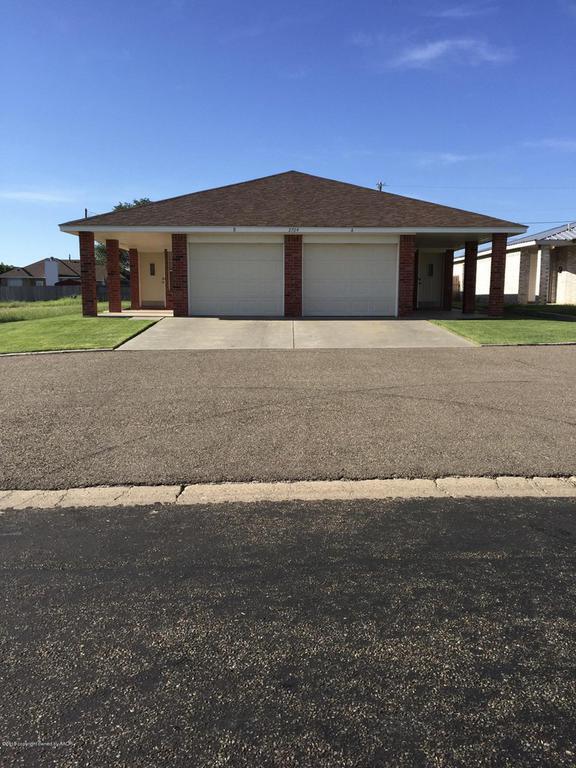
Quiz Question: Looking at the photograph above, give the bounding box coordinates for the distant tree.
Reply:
[95,198,152,273]
[95,242,129,275]
[0,262,15,274]
[113,197,152,211]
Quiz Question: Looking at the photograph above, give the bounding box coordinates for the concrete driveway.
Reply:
[118,317,473,350]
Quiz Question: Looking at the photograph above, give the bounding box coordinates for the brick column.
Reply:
[488,233,508,316]
[284,235,302,317]
[164,250,173,310]
[106,239,122,313]
[129,248,140,309]
[442,249,454,311]
[537,245,551,304]
[79,231,97,316]
[398,235,416,316]
[171,233,188,316]
[462,241,478,314]
[518,249,530,304]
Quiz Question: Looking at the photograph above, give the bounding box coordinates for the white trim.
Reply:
[535,239,576,246]
[303,233,399,244]
[187,233,284,244]
[60,224,526,235]
[462,239,560,261]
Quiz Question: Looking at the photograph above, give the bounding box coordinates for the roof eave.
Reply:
[59,224,527,235]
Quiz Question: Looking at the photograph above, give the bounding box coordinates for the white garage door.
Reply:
[303,243,398,316]
[188,243,284,316]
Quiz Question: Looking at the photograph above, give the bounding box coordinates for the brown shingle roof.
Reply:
[61,171,524,230]
[1,259,107,282]
[0,267,33,279]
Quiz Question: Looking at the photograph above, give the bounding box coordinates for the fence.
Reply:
[0,284,130,303]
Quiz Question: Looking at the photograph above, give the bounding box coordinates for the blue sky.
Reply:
[1,0,576,265]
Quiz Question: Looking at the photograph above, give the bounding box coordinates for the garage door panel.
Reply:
[303,243,397,316]
[188,243,283,316]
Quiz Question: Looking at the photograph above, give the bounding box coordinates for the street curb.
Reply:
[0,477,575,510]
[0,347,113,358]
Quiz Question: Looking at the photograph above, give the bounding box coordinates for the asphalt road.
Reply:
[0,346,575,489]
[1,497,576,767]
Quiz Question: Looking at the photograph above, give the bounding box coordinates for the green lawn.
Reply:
[0,297,153,353]
[0,316,156,354]
[506,303,576,318]
[432,318,576,346]
[0,296,129,323]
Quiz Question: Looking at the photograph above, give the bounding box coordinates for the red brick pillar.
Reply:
[129,248,140,309]
[171,233,188,317]
[462,241,478,314]
[164,250,173,310]
[284,235,302,317]
[79,231,97,317]
[398,235,416,316]
[488,233,508,317]
[443,249,454,311]
[106,239,122,313]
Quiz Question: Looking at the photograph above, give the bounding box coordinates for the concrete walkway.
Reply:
[118,317,473,350]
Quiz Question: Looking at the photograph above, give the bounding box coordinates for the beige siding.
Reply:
[555,246,576,304]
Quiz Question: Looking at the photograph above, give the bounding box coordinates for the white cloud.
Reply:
[524,138,576,151]
[351,32,374,48]
[0,190,75,203]
[426,2,498,18]
[559,0,576,16]
[390,38,513,68]
[279,68,309,81]
[415,151,479,166]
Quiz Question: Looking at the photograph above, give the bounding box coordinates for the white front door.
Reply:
[303,243,398,316]
[188,242,284,316]
[139,253,166,307]
[417,253,444,308]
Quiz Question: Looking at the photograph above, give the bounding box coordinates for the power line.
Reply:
[519,220,575,225]
[384,184,576,192]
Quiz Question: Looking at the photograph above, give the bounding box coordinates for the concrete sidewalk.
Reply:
[1,476,575,510]
[117,317,473,350]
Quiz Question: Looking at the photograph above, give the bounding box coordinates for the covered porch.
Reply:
[76,230,181,317]
[72,229,512,319]
[409,231,509,316]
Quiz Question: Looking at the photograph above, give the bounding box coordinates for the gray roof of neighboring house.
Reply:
[508,221,576,245]
[455,221,576,262]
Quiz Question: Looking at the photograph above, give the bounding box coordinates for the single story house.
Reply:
[59,171,526,318]
[453,222,576,305]
[0,257,107,287]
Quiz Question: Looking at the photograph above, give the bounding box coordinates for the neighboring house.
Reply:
[0,257,107,287]
[453,222,576,306]
[59,171,526,317]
